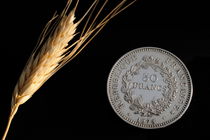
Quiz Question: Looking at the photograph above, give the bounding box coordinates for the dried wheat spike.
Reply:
[2,0,136,139]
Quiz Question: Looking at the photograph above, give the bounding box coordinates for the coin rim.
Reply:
[107,47,193,129]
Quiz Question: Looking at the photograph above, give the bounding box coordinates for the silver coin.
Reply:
[107,47,193,129]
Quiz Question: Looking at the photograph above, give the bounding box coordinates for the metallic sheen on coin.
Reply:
[107,47,193,128]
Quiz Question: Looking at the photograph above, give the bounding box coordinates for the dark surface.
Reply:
[0,0,210,139]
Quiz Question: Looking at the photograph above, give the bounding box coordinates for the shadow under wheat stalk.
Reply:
[2,0,136,139]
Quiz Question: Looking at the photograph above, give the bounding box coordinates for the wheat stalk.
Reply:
[2,0,136,139]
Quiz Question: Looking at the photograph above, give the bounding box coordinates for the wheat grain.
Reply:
[2,0,136,139]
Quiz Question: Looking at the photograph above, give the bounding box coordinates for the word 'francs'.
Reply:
[129,82,167,92]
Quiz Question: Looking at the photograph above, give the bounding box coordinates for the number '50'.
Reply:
[142,73,157,82]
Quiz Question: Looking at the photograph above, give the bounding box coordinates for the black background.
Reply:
[0,0,210,139]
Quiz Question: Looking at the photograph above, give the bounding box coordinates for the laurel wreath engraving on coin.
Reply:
[121,56,178,117]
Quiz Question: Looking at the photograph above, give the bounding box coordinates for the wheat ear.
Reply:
[2,0,136,139]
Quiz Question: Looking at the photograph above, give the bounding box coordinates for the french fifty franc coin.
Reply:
[107,47,193,129]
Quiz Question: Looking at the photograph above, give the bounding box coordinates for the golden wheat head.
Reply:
[2,0,136,139]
